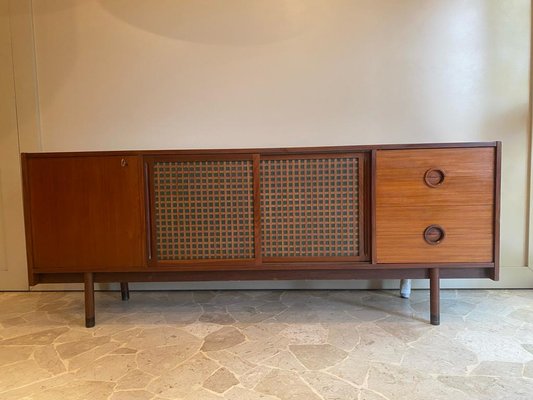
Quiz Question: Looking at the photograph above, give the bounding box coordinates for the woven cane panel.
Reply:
[153,160,254,260]
[261,157,360,258]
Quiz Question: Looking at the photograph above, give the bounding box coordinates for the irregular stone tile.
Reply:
[67,342,122,371]
[411,298,477,318]
[402,333,478,375]
[110,390,153,400]
[508,309,533,324]
[213,291,253,305]
[137,344,200,375]
[350,323,409,363]
[280,324,328,344]
[193,291,217,304]
[525,361,533,378]
[463,311,523,338]
[0,317,27,328]
[224,386,279,400]
[147,353,219,398]
[124,326,201,350]
[205,350,256,375]
[256,302,287,314]
[202,327,246,352]
[367,363,471,400]
[255,369,321,400]
[456,330,533,363]
[230,336,289,364]
[439,375,533,400]
[34,345,66,375]
[327,323,361,351]
[116,368,154,390]
[184,388,225,399]
[262,350,307,372]
[275,305,321,324]
[56,336,111,359]
[325,355,370,386]
[522,344,533,355]
[241,322,288,341]
[55,328,94,344]
[163,305,203,325]
[183,322,222,339]
[345,307,390,322]
[203,367,239,393]
[111,327,144,343]
[26,379,116,400]
[357,292,415,317]
[471,361,524,377]
[111,347,137,354]
[359,389,389,400]
[239,365,273,389]
[375,315,431,343]
[289,344,347,370]
[0,345,33,367]
[75,354,136,382]
[0,327,68,345]
[302,370,360,399]
[228,307,273,324]
[0,360,52,392]
[0,373,77,400]
[199,310,236,325]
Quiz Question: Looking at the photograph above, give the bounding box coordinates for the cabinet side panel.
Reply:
[27,155,145,270]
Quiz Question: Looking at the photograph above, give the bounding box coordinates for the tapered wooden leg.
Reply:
[400,279,411,299]
[84,272,95,328]
[429,268,440,325]
[120,282,130,301]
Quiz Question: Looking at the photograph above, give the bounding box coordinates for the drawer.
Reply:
[376,205,494,263]
[376,148,495,206]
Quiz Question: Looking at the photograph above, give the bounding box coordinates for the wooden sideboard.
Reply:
[21,142,501,327]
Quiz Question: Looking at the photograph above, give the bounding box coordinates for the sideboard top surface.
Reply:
[21,141,500,158]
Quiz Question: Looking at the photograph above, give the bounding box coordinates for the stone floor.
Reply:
[0,289,532,399]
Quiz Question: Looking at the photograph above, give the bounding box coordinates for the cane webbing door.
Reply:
[150,157,255,264]
[147,152,368,267]
[260,154,366,262]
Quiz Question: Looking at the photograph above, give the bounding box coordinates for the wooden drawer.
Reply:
[376,148,495,206]
[376,205,493,263]
[376,147,496,264]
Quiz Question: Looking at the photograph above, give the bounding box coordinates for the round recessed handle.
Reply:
[424,168,446,188]
[423,225,446,245]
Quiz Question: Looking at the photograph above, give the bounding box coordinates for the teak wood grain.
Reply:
[26,155,146,270]
[376,148,495,206]
[376,205,494,263]
[375,147,495,264]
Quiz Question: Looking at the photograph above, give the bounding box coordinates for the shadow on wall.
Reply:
[99,0,318,45]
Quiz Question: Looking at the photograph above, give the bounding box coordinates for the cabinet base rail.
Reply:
[81,271,441,328]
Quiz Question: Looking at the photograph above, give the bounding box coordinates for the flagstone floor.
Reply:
[0,289,532,399]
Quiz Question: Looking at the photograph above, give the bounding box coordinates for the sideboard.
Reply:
[21,142,501,327]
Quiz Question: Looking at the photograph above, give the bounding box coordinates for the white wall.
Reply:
[2,0,532,290]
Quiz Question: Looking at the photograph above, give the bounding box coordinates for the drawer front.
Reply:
[376,147,496,264]
[376,148,495,206]
[376,205,494,263]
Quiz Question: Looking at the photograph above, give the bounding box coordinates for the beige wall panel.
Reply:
[0,0,28,288]
[22,1,531,279]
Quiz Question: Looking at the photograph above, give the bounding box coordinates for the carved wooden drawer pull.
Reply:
[424,224,446,245]
[424,168,446,187]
